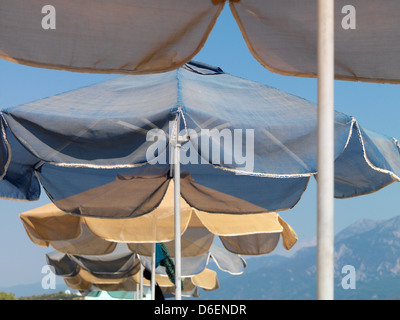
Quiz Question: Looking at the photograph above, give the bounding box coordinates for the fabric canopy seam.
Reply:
[78,175,171,219]
[0,114,12,180]
[183,113,316,178]
[1,112,49,165]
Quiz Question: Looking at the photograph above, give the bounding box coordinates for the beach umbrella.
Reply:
[67,269,220,299]
[20,203,252,276]
[45,247,221,299]
[19,183,297,257]
[1,61,400,300]
[19,180,295,299]
[0,1,398,83]
[90,269,219,300]
[20,195,253,299]
[2,0,400,301]
[3,62,399,204]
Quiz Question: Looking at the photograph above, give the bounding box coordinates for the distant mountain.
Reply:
[4,216,400,300]
[201,215,400,300]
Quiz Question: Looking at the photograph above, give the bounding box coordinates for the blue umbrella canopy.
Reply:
[1,61,399,216]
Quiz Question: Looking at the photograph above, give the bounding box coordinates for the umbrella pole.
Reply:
[151,242,156,300]
[173,112,182,300]
[317,0,335,300]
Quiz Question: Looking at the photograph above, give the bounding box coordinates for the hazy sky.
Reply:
[1,5,400,288]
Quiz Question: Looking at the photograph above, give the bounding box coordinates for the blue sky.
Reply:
[1,5,400,288]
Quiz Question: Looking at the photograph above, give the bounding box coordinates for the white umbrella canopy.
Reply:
[0,0,399,83]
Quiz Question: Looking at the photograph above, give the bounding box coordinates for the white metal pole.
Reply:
[174,113,182,300]
[151,242,156,300]
[317,0,335,300]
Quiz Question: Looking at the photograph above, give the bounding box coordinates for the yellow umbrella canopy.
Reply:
[1,0,400,83]
[20,180,297,256]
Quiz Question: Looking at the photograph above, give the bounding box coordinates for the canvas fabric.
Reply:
[1,1,399,83]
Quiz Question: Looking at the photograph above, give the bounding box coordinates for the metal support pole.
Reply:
[317,0,335,300]
[151,242,156,300]
[174,113,182,300]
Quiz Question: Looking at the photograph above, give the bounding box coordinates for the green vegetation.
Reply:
[0,291,17,300]
[0,291,81,300]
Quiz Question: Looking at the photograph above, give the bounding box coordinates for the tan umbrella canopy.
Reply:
[46,248,219,298]
[20,180,297,256]
[66,268,219,298]
[20,177,296,299]
[1,0,399,83]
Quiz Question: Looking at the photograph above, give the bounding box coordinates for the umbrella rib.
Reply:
[115,120,150,136]
[139,117,160,130]
[48,119,104,161]
[262,128,310,172]
[133,8,218,72]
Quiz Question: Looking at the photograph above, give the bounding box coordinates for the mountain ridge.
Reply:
[3,215,400,300]
[202,215,400,300]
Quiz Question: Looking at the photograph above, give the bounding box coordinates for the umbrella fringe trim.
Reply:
[22,118,395,182]
[210,252,246,275]
[342,117,356,151]
[214,229,283,237]
[4,115,400,203]
[219,234,282,256]
[41,142,170,169]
